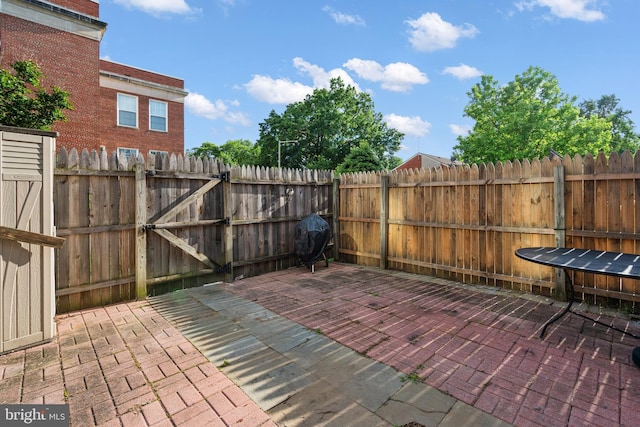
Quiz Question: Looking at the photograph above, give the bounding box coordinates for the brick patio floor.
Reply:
[2,262,640,426]
[0,301,275,426]
[221,263,640,427]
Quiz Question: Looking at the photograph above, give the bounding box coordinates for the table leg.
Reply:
[540,270,640,340]
[540,269,573,339]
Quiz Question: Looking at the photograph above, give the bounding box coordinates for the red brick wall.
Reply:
[100,60,183,89]
[98,60,185,155]
[1,2,184,156]
[48,0,99,17]
[0,14,101,152]
[98,86,185,156]
[396,156,422,171]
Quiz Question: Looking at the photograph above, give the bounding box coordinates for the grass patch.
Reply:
[400,365,425,384]
[400,371,424,384]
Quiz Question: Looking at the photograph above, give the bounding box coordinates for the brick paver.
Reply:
[0,301,276,427]
[223,263,640,427]
[2,263,640,426]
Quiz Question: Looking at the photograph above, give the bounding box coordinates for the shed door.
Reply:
[0,131,55,353]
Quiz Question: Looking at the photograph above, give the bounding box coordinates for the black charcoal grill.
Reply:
[294,213,330,273]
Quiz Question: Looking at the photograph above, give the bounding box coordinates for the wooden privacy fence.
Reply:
[54,148,333,313]
[52,146,640,314]
[337,151,640,313]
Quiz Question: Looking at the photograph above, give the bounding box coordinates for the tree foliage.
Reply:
[579,94,640,153]
[388,155,403,170]
[0,60,72,130]
[453,66,613,164]
[336,142,385,174]
[187,141,221,158]
[255,78,403,170]
[187,139,259,166]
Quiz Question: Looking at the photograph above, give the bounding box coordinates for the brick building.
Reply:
[0,0,187,156]
[99,60,187,157]
[394,153,462,171]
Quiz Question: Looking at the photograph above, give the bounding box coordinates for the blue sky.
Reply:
[99,0,640,161]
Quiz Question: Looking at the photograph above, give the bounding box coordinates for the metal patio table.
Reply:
[516,247,640,366]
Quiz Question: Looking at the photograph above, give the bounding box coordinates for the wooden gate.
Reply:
[134,162,233,298]
[1,127,63,353]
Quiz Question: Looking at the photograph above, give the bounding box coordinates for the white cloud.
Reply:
[114,0,197,15]
[442,64,483,80]
[293,57,360,90]
[344,59,429,92]
[449,124,472,136]
[322,6,365,26]
[515,0,605,22]
[224,111,252,126]
[343,59,384,81]
[384,114,432,137]
[185,92,251,126]
[406,12,479,52]
[244,75,313,105]
[244,58,365,105]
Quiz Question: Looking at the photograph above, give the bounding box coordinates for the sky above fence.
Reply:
[100,0,639,161]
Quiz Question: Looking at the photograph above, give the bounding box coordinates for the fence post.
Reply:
[223,169,234,282]
[380,174,389,269]
[332,178,340,261]
[135,161,147,299]
[554,164,567,301]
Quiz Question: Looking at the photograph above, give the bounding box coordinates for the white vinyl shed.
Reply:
[1,126,64,354]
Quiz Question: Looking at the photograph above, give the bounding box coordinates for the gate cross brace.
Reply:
[144,174,229,272]
[153,177,221,225]
[152,228,223,270]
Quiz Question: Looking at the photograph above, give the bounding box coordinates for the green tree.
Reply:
[452,66,612,164]
[0,60,72,130]
[388,155,403,170]
[188,141,221,158]
[336,142,385,173]
[256,78,403,170]
[579,94,640,153]
[188,139,259,166]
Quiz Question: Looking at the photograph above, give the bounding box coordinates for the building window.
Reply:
[149,100,167,132]
[117,93,138,128]
[149,150,168,156]
[118,147,139,160]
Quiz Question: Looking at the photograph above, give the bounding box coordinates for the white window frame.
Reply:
[149,99,168,132]
[117,147,139,161]
[117,93,138,128]
[149,150,168,156]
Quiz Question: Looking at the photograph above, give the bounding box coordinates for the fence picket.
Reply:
[51,147,640,314]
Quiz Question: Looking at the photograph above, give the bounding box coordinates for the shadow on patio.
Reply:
[2,262,639,426]
[211,262,640,426]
